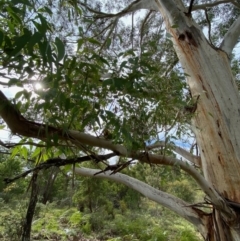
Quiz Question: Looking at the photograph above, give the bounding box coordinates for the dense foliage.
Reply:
[0,155,202,240]
[1,0,240,240]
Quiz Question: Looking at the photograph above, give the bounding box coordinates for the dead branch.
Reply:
[4,153,117,185]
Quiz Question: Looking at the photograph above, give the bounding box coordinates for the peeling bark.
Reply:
[154,1,240,239]
[155,0,240,203]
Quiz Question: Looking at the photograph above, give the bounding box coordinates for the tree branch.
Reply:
[4,153,117,184]
[99,18,118,52]
[0,90,233,217]
[220,15,240,56]
[140,10,154,46]
[0,140,74,149]
[0,81,9,86]
[192,0,240,11]
[80,0,158,19]
[146,141,201,166]
[132,152,234,218]
[75,167,209,238]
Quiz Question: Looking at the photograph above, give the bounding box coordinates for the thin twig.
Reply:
[205,9,213,46]
[4,153,117,184]
[140,11,153,47]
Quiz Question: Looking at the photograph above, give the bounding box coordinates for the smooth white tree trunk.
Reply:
[171,26,240,200]
[154,1,240,239]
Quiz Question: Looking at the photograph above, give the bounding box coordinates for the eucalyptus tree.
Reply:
[1,0,240,240]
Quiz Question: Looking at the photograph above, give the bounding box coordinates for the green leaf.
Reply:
[64,98,71,111]
[120,61,128,71]
[82,113,97,128]
[38,40,49,65]
[23,90,32,100]
[15,91,24,99]
[117,34,123,44]
[34,14,50,34]
[76,6,82,16]
[166,32,172,38]
[21,146,28,160]
[55,37,65,62]
[12,0,33,7]
[68,57,76,74]
[52,133,59,145]
[68,9,71,21]
[102,79,113,87]
[24,66,34,76]
[0,30,4,47]
[31,147,41,158]
[27,32,43,52]
[77,39,84,50]
[121,126,133,142]
[7,20,15,33]
[9,78,22,87]
[106,38,111,48]
[46,42,53,64]
[6,6,22,25]
[42,153,49,161]
[114,78,129,90]
[9,33,31,56]
[38,6,53,15]
[91,54,110,66]
[86,37,101,46]
[11,146,21,159]
[105,110,115,119]
[0,125,6,129]
[123,49,135,57]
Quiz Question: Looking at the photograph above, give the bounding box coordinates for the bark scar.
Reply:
[178,30,197,47]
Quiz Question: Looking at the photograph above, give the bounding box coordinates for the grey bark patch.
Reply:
[185,31,197,47]
[224,114,231,129]
[189,26,203,46]
[188,215,204,228]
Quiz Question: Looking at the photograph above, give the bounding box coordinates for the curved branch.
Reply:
[99,18,118,52]
[0,81,9,86]
[0,90,233,218]
[192,1,240,11]
[131,152,234,218]
[80,0,158,19]
[146,141,201,166]
[140,10,154,46]
[4,153,117,184]
[220,15,240,56]
[204,9,213,45]
[174,145,201,166]
[0,140,74,149]
[75,167,209,238]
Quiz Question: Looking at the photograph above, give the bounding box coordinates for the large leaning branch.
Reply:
[0,90,234,218]
[75,167,209,237]
[220,15,240,56]
[130,152,234,218]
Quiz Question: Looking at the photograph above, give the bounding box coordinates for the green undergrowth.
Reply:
[0,199,202,241]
